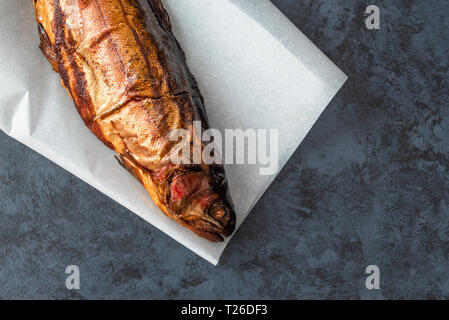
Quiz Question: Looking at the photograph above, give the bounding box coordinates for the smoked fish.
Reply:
[33,0,236,242]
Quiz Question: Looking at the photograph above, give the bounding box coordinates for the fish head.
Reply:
[167,165,236,242]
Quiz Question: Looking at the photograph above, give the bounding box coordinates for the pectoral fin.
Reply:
[116,154,171,217]
[37,22,58,72]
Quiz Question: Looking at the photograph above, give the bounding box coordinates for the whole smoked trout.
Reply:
[33,0,236,241]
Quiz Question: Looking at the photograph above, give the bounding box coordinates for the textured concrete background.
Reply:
[1,0,448,299]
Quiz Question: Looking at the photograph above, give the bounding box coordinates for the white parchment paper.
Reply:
[0,0,347,265]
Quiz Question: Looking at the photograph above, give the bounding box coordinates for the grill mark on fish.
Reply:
[92,0,126,75]
[93,91,190,122]
[52,1,75,102]
[90,0,163,128]
[90,0,172,134]
[87,27,119,50]
[53,0,93,123]
[116,0,170,131]
[53,0,113,148]
[117,0,158,83]
[134,0,172,89]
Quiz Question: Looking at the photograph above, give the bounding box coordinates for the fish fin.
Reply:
[116,154,173,217]
[147,0,172,33]
[37,23,58,72]
[115,154,145,185]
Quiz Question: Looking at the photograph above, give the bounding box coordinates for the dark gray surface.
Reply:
[1,0,448,299]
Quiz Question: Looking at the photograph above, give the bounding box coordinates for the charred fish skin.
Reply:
[33,0,236,242]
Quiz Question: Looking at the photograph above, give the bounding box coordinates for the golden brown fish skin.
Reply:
[33,0,236,242]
